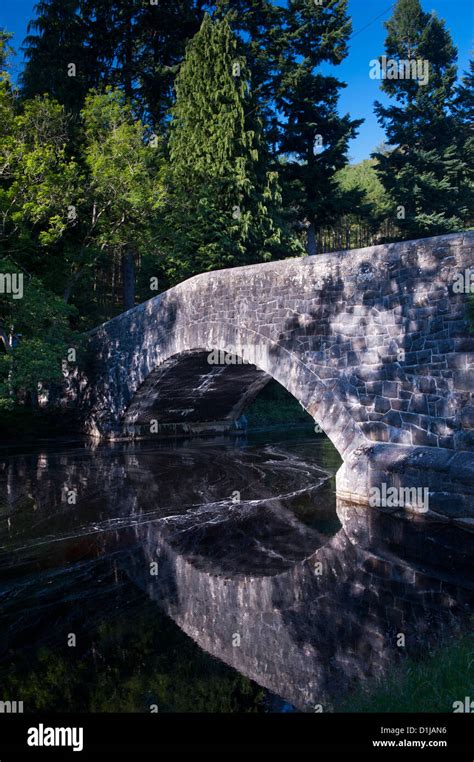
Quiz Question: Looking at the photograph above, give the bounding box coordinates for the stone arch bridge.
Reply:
[80,232,474,515]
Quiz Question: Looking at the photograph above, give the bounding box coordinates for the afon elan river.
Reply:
[0,427,472,712]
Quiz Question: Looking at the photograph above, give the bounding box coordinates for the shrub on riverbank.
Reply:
[0,406,79,442]
[336,630,474,713]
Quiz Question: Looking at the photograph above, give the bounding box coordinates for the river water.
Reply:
[0,428,472,712]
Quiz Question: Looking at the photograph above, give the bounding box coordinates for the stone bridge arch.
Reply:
[82,270,374,458]
[80,232,474,514]
[117,322,366,460]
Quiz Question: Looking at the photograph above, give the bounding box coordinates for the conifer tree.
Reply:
[373,0,471,238]
[216,1,361,255]
[452,59,474,228]
[275,0,362,255]
[454,59,474,125]
[21,0,96,112]
[214,0,282,149]
[20,0,201,127]
[165,14,300,284]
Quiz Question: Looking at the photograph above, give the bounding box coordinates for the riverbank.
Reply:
[335,628,474,713]
[0,379,314,442]
[0,407,79,442]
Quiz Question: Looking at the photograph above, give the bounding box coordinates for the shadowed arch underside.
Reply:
[123,350,271,434]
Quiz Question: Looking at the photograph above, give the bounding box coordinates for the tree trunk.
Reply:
[122,246,136,312]
[306,222,317,256]
[27,389,38,409]
[63,269,84,304]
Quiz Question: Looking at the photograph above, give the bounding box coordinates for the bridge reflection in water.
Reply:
[0,434,472,711]
[127,499,473,710]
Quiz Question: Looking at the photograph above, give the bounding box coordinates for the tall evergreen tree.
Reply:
[275,0,362,255]
[454,58,474,125]
[372,0,471,238]
[452,59,474,228]
[165,14,300,284]
[20,0,203,127]
[214,0,282,149]
[214,1,362,255]
[138,0,207,129]
[21,0,97,112]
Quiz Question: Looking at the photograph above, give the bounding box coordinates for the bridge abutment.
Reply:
[336,441,474,523]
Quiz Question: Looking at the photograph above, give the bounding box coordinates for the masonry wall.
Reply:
[83,232,473,456]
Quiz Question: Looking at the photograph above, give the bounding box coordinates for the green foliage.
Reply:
[336,630,474,713]
[373,0,472,239]
[337,160,390,219]
[0,30,14,73]
[164,14,300,283]
[57,87,167,315]
[0,82,79,264]
[80,87,165,260]
[245,379,313,428]
[20,0,201,126]
[21,0,95,112]
[332,159,395,247]
[0,257,78,406]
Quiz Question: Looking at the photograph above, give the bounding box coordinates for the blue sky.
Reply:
[1,0,473,163]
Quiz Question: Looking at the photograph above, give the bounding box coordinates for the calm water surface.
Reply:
[0,428,471,712]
